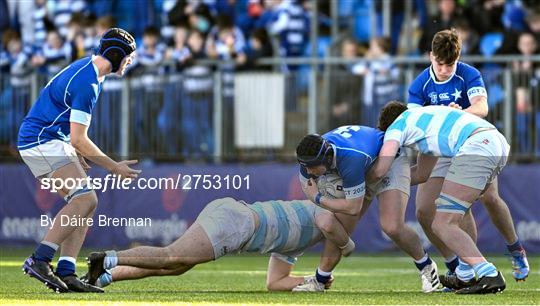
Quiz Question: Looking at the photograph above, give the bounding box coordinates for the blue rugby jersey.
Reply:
[244,200,324,264]
[299,126,384,199]
[385,106,495,157]
[408,61,487,109]
[18,57,102,149]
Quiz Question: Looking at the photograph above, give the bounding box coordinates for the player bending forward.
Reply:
[84,197,355,291]
[370,101,509,294]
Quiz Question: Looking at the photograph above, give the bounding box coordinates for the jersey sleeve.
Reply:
[337,153,368,199]
[408,73,428,107]
[69,82,98,126]
[384,113,408,145]
[464,65,487,100]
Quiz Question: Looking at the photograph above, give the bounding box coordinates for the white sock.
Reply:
[414,253,429,265]
[444,255,457,263]
[58,256,76,264]
[317,267,332,277]
[41,240,59,250]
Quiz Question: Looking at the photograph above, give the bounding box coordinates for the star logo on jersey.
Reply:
[451,88,462,101]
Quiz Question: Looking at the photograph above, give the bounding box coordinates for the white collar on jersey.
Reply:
[429,63,458,85]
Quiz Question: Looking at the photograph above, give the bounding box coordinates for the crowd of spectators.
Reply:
[0,0,539,159]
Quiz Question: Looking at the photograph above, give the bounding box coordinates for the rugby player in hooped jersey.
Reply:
[407,28,529,286]
[85,197,352,291]
[371,101,508,294]
[18,28,139,293]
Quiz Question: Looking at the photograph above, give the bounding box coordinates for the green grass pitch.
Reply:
[1,249,538,305]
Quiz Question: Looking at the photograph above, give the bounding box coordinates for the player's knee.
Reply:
[380,219,402,239]
[68,190,98,213]
[416,207,433,228]
[431,214,454,238]
[162,246,184,268]
[266,279,284,291]
[481,191,501,206]
[315,211,337,235]
[266,280,276,291]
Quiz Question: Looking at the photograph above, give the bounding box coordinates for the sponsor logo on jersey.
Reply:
[439,92,450,101]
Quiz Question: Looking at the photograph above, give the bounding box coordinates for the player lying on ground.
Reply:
[370,101,509,294]
[84,197,355,291]
[294,127,440,293]
[408,28,529,283]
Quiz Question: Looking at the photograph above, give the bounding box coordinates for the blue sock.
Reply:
[56,257,76,277]
[445,256,459,273]
[455,259,475,281]
[315,267,332,284]
[104,250,118,269]
[33,242,58,262]
[507,240,524,253]
[97,270,113,287]
[414,253,432,271]
[473,262,498,278]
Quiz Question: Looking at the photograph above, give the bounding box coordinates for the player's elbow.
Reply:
[70,137,83,151]
[70,134,85,151]
[478,107,488,118]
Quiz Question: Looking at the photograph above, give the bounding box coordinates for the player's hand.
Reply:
[448,102,462,110]
[112,160,141,180]
[302,178,319,203]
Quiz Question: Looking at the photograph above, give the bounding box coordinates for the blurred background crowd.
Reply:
[1,0,539,162]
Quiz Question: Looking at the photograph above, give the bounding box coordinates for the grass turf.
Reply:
[0,249,538,305]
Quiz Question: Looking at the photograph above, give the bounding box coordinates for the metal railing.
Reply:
[1,55,539,162]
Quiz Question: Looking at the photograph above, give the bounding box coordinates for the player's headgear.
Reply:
[296,134,333,168]
[96,28,136,73]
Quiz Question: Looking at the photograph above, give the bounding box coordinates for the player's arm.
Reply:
[69,82,141,179]
[303,179,364,216]
[367,140,400,183]
[71,123,141,179]
[462,66,489,118]
[265,255,304,291]
[463,95,488,118]
[410,153,439,186]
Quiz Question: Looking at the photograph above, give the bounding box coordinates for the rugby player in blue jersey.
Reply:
[18,28,139,293]
[84,197,351,291]
[408,29,529,284]
[294,126,440,293]
[372,101,509,294]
